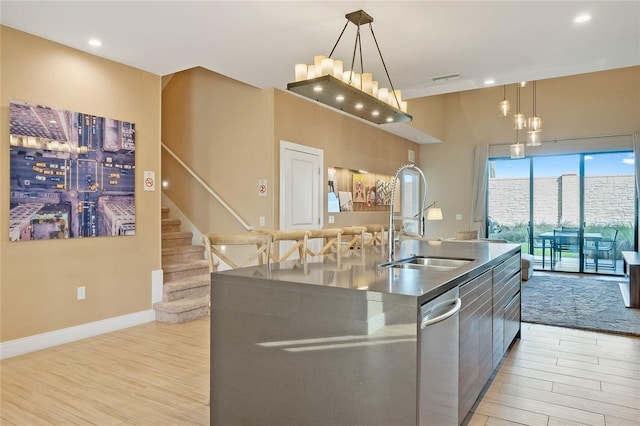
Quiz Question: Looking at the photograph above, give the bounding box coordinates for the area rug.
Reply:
[521,275,640,336]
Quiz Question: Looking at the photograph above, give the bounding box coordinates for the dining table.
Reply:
[537,231,603,270]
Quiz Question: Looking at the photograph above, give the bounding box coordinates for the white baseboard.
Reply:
[0,309,156,360]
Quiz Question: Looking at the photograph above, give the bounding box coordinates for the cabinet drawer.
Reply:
[494,253,520,284]
[504,272,520,302]
[460,270,492,324]
[504,293,521,351]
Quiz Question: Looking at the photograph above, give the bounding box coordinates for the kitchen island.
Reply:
[210,239,521,425]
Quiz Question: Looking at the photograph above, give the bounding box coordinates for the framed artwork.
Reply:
[352,173,366,203]
[9,100,136,241]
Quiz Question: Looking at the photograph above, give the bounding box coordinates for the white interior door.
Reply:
[280,141,323,258]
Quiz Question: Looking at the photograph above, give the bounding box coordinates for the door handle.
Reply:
[421,298,462,329]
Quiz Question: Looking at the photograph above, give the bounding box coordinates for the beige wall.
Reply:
[161,67,274,234]
[162,69,421,235]
[274,88,420,228]
[415,66,640,239]
[0,27,161,342]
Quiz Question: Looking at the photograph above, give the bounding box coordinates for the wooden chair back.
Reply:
[201,233,272,271]
[253,230,309,262]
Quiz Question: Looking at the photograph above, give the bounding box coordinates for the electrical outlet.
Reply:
[456,214,462,221]
[77,286,86,300]
[328,215,335,224]
[259,216,265,227]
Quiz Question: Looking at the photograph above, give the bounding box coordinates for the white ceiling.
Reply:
[1,1,639,141]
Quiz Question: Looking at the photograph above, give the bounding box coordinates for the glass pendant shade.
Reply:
[527,130,542,146]
[528,116,542,131]
[499,99,510,116]
[510,143,525,159]
[514,113,527,130]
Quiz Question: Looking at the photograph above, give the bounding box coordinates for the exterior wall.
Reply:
[415,66,640,239]
[0,26,161,342]
[489,175,635,227]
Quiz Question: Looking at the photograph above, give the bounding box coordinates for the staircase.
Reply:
[153,207,210,323]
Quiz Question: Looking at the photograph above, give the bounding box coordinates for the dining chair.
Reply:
[553,228,580,265]
[585,229,618,271]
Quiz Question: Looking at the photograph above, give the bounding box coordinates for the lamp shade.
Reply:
[427,207,443,221]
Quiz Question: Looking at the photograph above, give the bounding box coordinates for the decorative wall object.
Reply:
[328,166,392,212]
[352,173,366,203]
[338,191,353,212]
[376,179,392,205]
[8,100,136,241]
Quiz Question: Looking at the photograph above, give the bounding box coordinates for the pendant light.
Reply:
[287,10,411,125]
[527,80,542,146]
[511,128,525,159]
[513,83,527,130]
[498,85,510,117]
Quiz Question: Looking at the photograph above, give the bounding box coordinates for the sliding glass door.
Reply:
[488,151,635,275]
[533,155,581,272]
[487,158,530,251]
[583,152,636,273]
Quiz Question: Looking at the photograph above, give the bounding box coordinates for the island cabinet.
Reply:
[210,241,522,426]
[492,253,522,370]
[458,269,493,421]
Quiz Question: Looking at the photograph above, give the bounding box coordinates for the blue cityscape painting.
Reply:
[9,100,135,241]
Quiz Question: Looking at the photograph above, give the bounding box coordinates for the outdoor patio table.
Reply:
[537,231,602,270]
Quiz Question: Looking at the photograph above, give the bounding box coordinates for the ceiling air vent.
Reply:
[431,73,461,82]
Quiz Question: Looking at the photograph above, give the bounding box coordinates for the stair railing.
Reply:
[161,142,253,231]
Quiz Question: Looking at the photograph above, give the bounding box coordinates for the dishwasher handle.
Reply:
[420,298,462,329]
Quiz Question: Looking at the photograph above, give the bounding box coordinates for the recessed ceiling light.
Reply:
[574,14,592,23]
[88,38,102,47]
[355,103,363,110]
[371,110,379,116]
[313,85,322,93]
[336,94,345,102]
[484,79,495,85]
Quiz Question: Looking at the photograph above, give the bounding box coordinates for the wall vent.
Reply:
[431,73,461,82]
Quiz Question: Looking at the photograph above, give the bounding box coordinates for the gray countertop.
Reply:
[212,239,521,304]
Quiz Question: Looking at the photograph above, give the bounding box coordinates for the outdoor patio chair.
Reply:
[554,228,580,264]
[585,229,618,271]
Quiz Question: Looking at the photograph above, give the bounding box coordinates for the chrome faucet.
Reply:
[388,164,428,262]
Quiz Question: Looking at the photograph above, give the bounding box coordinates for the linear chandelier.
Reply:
[287,10,412,125]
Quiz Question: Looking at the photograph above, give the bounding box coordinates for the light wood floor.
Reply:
[1,318,638,425]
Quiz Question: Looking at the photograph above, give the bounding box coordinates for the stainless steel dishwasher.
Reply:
[419,286,461,425]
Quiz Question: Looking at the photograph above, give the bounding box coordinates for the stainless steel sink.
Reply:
[380,256,473,272]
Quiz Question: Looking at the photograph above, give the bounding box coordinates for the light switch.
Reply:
[456,214,462,221]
